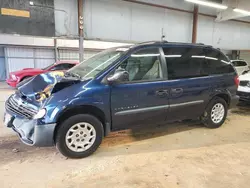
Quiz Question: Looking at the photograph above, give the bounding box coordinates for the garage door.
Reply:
[240,51,250,65]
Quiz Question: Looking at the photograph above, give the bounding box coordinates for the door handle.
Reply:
[156,90,168,96]
[171,88,183,94]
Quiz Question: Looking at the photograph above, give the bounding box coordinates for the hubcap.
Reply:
[211,103,225,124]
[65,122,96,152]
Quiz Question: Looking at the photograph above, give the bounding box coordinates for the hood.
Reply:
[17,71,81,105]
[239,73,250,81]
[11,68,43,75]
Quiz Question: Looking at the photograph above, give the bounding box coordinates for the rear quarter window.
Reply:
[203,48,235,75]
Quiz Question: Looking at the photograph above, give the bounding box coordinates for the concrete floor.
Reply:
[1,84,250,188]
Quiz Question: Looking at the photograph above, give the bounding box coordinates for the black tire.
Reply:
[202,97,228,129]
[55,114,104,158]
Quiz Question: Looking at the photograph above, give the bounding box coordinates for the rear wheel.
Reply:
[55,114,104,158]
[202,97,228,128]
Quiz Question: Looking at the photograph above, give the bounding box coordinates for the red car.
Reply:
[6,61,78,88]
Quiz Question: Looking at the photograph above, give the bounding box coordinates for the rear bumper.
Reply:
[230,95,240,108]
[5,113,56,147]
[237,91,250,102]
[6,79,18,88]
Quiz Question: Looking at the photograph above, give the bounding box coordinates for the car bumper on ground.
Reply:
[4,113,56,147]
[6,79,18,88]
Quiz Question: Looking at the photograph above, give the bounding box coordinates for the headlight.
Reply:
[33,109,47,119]
[11,74,17,80]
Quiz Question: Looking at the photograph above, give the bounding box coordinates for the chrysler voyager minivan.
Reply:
[4,41,239,158]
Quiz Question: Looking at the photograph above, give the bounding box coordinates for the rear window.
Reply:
[163,46,235,80]
[231,61,247,67]
[204,48,235,75]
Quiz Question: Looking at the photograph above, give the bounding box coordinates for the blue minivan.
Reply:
[4,41,239,158]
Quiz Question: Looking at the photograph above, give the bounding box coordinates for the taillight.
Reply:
[234,76,239,87]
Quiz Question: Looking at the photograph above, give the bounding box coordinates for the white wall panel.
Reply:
[54,0,78,37]
[130,3,164,41]
[84,0,250,50]
[163,9,192,42]
[88,0,131,41]
[198,16,250,50]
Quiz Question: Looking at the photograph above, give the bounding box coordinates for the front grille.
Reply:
[5,95,38,119]
[239,81,249,86]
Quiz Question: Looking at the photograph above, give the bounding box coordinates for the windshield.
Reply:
[68,48,128,79]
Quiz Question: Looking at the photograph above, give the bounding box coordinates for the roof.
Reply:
[55,60,79,64]
[132,41,212,49]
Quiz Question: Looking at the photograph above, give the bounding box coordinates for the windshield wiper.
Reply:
[65,72,81,79]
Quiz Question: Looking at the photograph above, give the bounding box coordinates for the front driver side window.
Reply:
[116,48,163,82]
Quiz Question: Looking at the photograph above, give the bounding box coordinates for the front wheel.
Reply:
[55,114,104,158]
[202,97,228,129]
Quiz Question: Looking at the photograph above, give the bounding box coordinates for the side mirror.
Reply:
[107,70,129,84]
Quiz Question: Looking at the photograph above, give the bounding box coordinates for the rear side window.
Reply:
[231,61,247,67]
[163,47,206,80]
[204,48,234,75]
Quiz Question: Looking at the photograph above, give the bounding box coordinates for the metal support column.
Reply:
[78,0,84,62]
[192,5,199,43]
[54,38,59,61]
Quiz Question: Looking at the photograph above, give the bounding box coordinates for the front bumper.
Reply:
[6,79,18,88]
[5,114,56,147]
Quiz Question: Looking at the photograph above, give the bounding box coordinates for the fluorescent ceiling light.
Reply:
[234,8,250,16]
[185,0,228,10]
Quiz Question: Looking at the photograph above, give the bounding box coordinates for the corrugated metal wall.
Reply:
[0,47,5,80]
[34,48,55,68]
[3,47,99,77]
[59,49,99,61]
[5,47,55,74]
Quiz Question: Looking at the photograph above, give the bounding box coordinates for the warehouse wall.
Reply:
[5,47,55,74]
[54,0,78,37]
[198,16,250,50]
[84,0,250,50]
[84,0,192,42]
